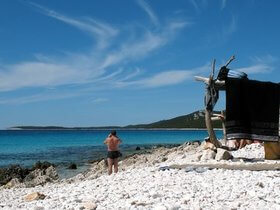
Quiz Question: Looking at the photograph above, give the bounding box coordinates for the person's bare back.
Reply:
[104,135,121,151]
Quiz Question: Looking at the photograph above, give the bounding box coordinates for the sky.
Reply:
[0,0,279,128]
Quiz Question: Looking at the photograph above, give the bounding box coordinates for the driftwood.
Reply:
[195,56,235,148]
[194,76,225,89]
[203,59,220,148]
[169,161,280,171]
[212,111,226,141]
[205,110,220,147]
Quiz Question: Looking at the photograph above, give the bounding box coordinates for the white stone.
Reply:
[153,205,167,210]
[215,148,232,161]
[201,149,216,161]
[24,192,46,202]
[82,201,97,210]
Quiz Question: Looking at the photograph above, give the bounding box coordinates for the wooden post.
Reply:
[195,55,235,148]
[204,59,221,148]
[221,110,226,142]
[211,111,226,142]
[205,109,220,148]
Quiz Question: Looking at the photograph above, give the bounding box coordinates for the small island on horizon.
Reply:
[9,110,223,130]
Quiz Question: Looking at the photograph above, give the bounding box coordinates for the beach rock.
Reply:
[135,146,141,150]
[191,140,201,146]
[162,157,168,162]
[23,169,41,182]
[98,159,107,168]
[24,192,46,202]
[201,141,216,150]
[25,175,51,187]
[33,206,45,210]
[4,178,22,188]
[183,144,200,152]
[215,148,233,161]
[32,161,55,171]
[0,165,29,185]
[131,200,148,206]
[45,166,59,179]
[82,201,97,210]
[68,163,77,170]
[72,173,85,182]
[24,166,58,187]
[201,149,216,161]
[190,153,202,161]
[0,162,59,188]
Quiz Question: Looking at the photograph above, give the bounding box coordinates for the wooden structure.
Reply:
[195,56,235,148]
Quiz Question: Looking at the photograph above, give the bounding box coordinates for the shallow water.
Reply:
[0,129,223,177]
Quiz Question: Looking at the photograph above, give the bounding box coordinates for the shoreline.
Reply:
[0,143,280,210]
[1,141,280,209]
[0,143,182,180]
[3,128,222,131]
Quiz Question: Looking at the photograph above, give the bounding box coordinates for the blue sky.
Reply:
[0,0,279,128]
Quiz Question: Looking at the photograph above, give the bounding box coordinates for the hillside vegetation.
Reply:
[12,110,222,129]
[125,110,222,129]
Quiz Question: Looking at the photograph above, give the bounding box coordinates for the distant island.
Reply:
[10,110,223,130]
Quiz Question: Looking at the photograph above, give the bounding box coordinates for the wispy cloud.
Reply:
[100,28,181,69]
[188,0,209,13]
[236,64,273,74]
[116,64,209,88]
[134,70,194,87]
[136,0,159,26]
[91,98,109,104]
[0,2,190,104]
[0,91,81,104]
[221,0,228,10]
[222,15,237,38]
[29,2,118,49]
[0,61,91,91]
[189,0,200,13]
[236,55,277,74]
[250,55,278,64]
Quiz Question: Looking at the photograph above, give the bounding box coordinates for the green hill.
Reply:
[11,110,222,130]
[125,110,222,129]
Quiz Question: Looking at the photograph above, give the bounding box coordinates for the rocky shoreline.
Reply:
[1,141,280,209]
[0,144,180,188]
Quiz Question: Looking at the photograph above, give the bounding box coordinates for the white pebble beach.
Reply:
[1,143,280,210]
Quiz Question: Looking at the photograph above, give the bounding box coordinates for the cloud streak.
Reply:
[189,0,200,13]
[136,0,159,26]
[115,64,210,88]
[0,61,91,91]
[29,2,118,49]
[236,64,273,74]
[221,0,227,10]
[132,70,195,87]
[236,55,277,74]
[222,15,237,40]
[0,2,191,104]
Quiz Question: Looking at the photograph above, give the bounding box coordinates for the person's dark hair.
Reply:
[110,130,117,136]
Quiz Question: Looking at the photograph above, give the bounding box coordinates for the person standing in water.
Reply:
[104,130,122,175]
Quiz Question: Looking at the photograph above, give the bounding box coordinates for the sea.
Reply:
[0,129,222,178]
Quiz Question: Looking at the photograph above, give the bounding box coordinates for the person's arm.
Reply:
[117,138,122,144]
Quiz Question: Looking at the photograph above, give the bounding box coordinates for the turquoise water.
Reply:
[0,129,222,168]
